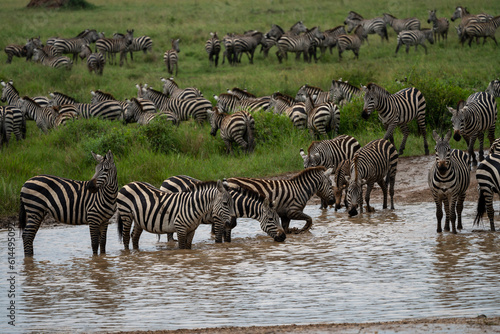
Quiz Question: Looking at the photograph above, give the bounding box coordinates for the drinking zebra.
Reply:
[329,79,363,105]
[160,175,286,242]
[460,15,500,47]
[96,29,133,66]
[361,82,429,156]
[113,33,153,61]
[486,79,500,97]
[383,13,421,34]
[428,130,470,234]
[205,32,221,67]
[19,151,117,256]
[227,166,335,233]
[268,93,307,129]
[395,29,435,55]
[336,25,367,60]
[32,48,73,70]
[117,180,235,249]
[163,38,180,75]
[124,98,177,125]
[307,101,340,139]
[233,30,265,64]
[141,86,211,124]
[207,108,255,154]
[276,26,324,63]
[474,151,500,231]
[345,138,398,216]
[427,10,449,42]
[214,93,268,113]
[344,11,388,42]
[448,92,497,167]
[160,77,203,99]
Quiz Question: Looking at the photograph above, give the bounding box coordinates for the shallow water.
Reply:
[1,202,499,333]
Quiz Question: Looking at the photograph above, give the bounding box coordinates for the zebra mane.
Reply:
[185,180,220,192]
[306,141,322,155]
[303,84,324,92]
[290,166,327,181]
[165,77,179,87]
[349,11,364,19]
[366,83,390,96]
[230,87,256,98]
[305,26,319,33]
[325,25,345,33]
[230,184,267,203]
[333,79,360,91]
[5,81,18,95]
[384,13,397,19]
[271,24,285,34]
[148,87,167,97]
[272,92,295,104]
[21,95,40,106]
[213,106,229,117]
[53,91,77,103]
[95,90,116,100]
[218,92,241,101]
[75,29,90,38]
[130,97,144,112]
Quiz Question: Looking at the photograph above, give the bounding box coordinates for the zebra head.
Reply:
[88,151,116,194]
[171,38,180,53]
[314,167,335,206]
[295,85,308,102]
[447,101,466,142]
[451,6,463,22]
[207,107,224,137]
[211,179,236,243]
[432,130,452,176]
[260,195,286,242]
[345,157,366,217]
[428,10,437,24]
[361,84,378,119]
[424,29,435,44]
[299,148,321,168]
[0,80,11,102]
[486,79,500,97]
[329,80,343,104]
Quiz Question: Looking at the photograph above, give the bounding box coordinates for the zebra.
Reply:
[160,175,286,242]
[221,33,237,65]
[86,51,105,75]
[307,101,340,139]
[451,6,493,34]
[207,108,255,154]
[227,166,335,233]
[227,87,257,99]
[313,26,347,59]
[474,152,500,231]
[205,32,221,67]
[214,93,268,113]
[329,78,363,105]
[448,92,497,167]
[276,26,324,63]
[141,86,211,124]
[268,93,307,129]
[52,38,89,63]
[395,29,435,55]
[336,25,367,60]
[361,82,429,156]
[90,89,155,116]
[96,29,133,66]
[52,105,79,127]
[262,21,308,58]
[4,44,27,64]
[48,92,122,121]
[344,11,388,42]
[295,84,330,104]
[124,98,177,126]
[19,151,117,256]
[1,80,49,112]
[32,48,72,70]
[18,97,58,133]
[160,77,203,99]
[163,38,180,76]
[383,13,421,35]
[345,138,398,216]
[113,33,153,61]
[486,79,500,97]
[233,30,265,64]
[460,16,500,47]
[333,159,351,211]
[427,10,449,42]
[489,138,500,155]
[0,106,25,145]
[116,180,235,249]
[428,130,470,234]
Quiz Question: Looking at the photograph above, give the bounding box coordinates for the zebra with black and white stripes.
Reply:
[114,34,153,61]
[160,77,203,99]
[461,15,500,47]
[451,6,493,37]
[427,10,449,42]
[295,85,330,105]
[336,25,367,60]
[86,52,105,75]
[262,21,308,58]
[307,101,340,139]
[268,93,307,129]
[32,48,72,70]
[221,33,237,65]
[314,26,347,59]
[474,152,500,231]
[395,29,435,55]
[233,30,264,64]
[1,80,49,113]
[4,37,41,63]
[96,29,133,66]
[124,98,177,126]
[117,180,235,249]
[52,38,90,63]
[329,79,363,105]
[448,92,497,167]
[333,159,351,211]
[18,97,57,133]
[205,32,221,67]
[227,166,335,233]
[48,92,122,121]
[0,106,25,146]
[361,82,429,156]
[90,89,155,116]
[428,130,470,233]
[207,108,255,154]
[345,138,398,216]
[19,151,117,256]
[383,13,421,34]
[486,79,500,97]
[276,26,324,63]
[160,175,286,242]
[344,11,388,42]
[163,38,180,76]
[214,93,268,113]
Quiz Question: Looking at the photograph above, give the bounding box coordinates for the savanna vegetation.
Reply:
[1,0,499,217]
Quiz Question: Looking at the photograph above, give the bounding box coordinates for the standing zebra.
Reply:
[461,16,500,47]
[52,36,94,63]
[276,26,324,63]
[214,93,268,113]
[114,33,153,61]
[329,78,363,105]
[207,108,255,154]
[233,30,265,64]
[32,48,72,70]
[4,37,41,63]
[96,29,133,66]
[221,33,237,65]
[268,93,307,129]
[383,13,421,34]
[361,82,429,156]
[262,21,308,57]
[48,92,123,121]
[0,106,25,145]
[86,51,105,75]
[160,77,203,99]
[164,38,180,76]
[337,25,366,60]
[395,29,435,55]
[451,6,493,34]
[345,138,398,216]
[205,32,221,67]
[1,80,49,111]
[333,159,351,211]
[486,79,500,97]
[428,130,470,234]
[18,97,57,133]
[91,89,155,115]
[448,92,497,167]
[344,11,388,42]
[117,180,235,249]
[474,152,500,231]
[124,98,177,125]
[227,166,335,233]
[295,84,330,104]
[19,151,117,256]
[310,26,347,59]
[427,10,449,42]
[307,101,340,139]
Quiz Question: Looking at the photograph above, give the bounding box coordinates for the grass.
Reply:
[1,0,499,216]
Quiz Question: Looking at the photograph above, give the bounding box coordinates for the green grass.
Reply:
[1,0,499,216]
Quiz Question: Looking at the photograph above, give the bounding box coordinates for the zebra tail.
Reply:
[473,190,487,226]
[117,211,123,243]
[19,198,26,234]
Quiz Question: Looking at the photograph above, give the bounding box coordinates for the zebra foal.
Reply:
[207,108,255,154]
[428,130,470,233]
[19,151,117,256]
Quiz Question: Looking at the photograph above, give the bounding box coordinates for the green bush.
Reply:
[137,118,180,155]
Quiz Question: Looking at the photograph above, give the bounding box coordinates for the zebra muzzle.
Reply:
[361,110,370,120]
[274,231,286,242]
[453,131,461,142]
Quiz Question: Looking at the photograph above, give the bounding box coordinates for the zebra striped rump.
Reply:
[207,108,255,154]
[474,152,500,231]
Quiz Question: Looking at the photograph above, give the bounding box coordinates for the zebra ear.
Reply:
[1,80,5,87]
[444,130,452,142]
[361,84,367,92]
[91,91,95,96]
[105,150,114,163]
[92,151,104,163]
[446,106,456,114]
[324,167,334,178]
[299,148,307,160]
[432,130,441,142]
[345,175,351,183]
[161,77,166,83]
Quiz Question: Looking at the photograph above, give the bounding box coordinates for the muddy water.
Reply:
[1,202,499,333]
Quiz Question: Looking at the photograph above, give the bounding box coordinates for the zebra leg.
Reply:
[233,134,248,153]
[443,197,451,232]
[378,179,388,209]
[456,193,466,230]
[224,139,234,155]
[422,44,428,55]
[435,198,444,233]
[21,215,43,257]
[485,192,496,231]
[280,216,291,233]
[183,230,196,249]
[478,132,485,162]
[406,45,410,53]
[468,135,478,167]
[449,198,458,234]
[131,224,143,249]
[365,182,376,212]
[88,223,101,255]
[398,123,410,156]
[287,211,313,234]
[119,213,133,250]
[167,233,176,242]
[99,222,108,254]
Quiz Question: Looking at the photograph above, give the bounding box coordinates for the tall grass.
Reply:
[0,0,499,216]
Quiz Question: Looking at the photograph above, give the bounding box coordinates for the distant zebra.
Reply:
[345,138,398,216]
[52,38,90,63]
[276,26,324,63]
[337,25,366,60]
[96,29,133,66]
[160,175,286,242]
[315,26,347,58]
[90,89,155,116]
[227,166,335,233]
[207,108,255,154]
[268,93,307,129]
[4,44,27,64]
[486,79,500,97]
[124,98,177,125]
[344,11,388,42]
[233,30,264,64]
[221,33,237,65]
[307,101,340,139]
[48,92,122,121]
[451,6,493,34]
[117,180,235,249]
[114,34,153,61]
[448,92,497,167]
[395,29,435,55]
[141,86,211,123]
[474,152,500,231]
[428,130,470,233]
[18,97,57,133]
[163,38,180,76]
[296,84,330,104]
[86,51,105,75]
[1,80,49,112]
[461,15,500,47]
[329,78,363,105]
[227,87,257,99]
[19,151,117,256]
[361,83,429,156]
[0,106,25,145]
[383,13,421,34]
[214,93,268,113]
[427,10,449,42]
[32,48,72,70]
[205,32,221,67]
[160,77,203,99]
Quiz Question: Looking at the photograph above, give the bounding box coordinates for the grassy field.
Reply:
[0,0,499,216]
